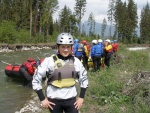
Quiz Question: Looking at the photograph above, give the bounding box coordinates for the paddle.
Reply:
[1,61,11,65]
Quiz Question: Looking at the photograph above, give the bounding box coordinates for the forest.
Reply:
[0,0,150,44]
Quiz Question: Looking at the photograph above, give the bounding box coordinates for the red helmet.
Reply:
[82,40,87,44]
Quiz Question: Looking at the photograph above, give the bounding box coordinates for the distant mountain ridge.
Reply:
[83,21,140,37]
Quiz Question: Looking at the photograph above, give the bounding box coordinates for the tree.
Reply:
[87,12,95,37]
[101,18,107,38]
[74,0,86,37]
[114,0,138,43]
[30,0,33,39]
[59,5,77,33]
[40,0,58,41]
[107,0,115,37]
[81,23,86,36]
[126,0,138,43]
[114,0,127,42]
[33,0,39,36]
[140,2,150,43]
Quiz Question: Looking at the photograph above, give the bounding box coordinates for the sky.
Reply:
[53,0,149,24]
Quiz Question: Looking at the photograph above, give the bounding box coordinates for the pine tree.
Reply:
[59,5,77,33]
[140,2,150,43]
[87,12,95,37]
[126,0,138,43]
[114,0,126,41]
[39,0,58,40]
[107,0,115,37]
[81,23,86,36]
[74,0,86,37]
[101,18,107,38]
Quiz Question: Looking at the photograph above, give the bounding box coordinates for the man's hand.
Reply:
[74,98,84,110]
[41,98,55,110]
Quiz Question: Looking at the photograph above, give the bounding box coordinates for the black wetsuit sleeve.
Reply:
[79,88,87,98]
[36,89,45,101]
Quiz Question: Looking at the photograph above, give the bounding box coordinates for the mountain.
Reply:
[83,21,140,37]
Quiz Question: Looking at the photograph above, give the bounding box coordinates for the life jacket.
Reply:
[112,43,119,52]
[47,55,78,88]
[83,45,88,57]
[22,58,36,75]
[86,44,91,53]
[105,44,113,53]
[94,44,103,56]
[77,43,84,52]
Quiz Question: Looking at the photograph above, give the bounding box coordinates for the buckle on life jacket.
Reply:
[58,72,61,81]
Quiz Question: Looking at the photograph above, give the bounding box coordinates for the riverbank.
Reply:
[0,43,150,53]
[0,43,56,52]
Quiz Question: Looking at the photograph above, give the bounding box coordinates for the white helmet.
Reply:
[57,33,74,45]
[105,39,111,43]
[98,39,103,43]
[92,40,97,44]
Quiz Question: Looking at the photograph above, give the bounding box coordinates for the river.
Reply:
[0,49,54,113]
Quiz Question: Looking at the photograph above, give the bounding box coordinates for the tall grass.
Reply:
[81,44,150,113]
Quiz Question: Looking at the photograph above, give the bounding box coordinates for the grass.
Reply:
[80,44,150,113]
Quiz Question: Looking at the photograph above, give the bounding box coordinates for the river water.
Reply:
[0,49,54,113]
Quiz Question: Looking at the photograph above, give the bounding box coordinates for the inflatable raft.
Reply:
[5,64,23,78]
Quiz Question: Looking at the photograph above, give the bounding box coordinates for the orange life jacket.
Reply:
[112,43,119,52]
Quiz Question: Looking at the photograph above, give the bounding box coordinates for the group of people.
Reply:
[19,32,118,113]
[73,38,119,72]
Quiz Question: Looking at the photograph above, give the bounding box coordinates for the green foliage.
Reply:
[74,0,87,37]
[114,0,138,43]
[0,20,18,44]
[81,44,150,113]
[59,5,77,33]
[88,71,128,106]
[140,2,150,44]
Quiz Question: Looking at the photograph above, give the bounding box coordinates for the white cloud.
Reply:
[53,0,149,24]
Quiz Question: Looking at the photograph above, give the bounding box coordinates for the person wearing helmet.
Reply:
[81,40,89,70]
[97,39,104,69]
[90,40,97,59]
[19,58,38,87]
[104,39,113,68]
[73,39,85,61]
[90,40,98,71]
[91,39,104,71]
[74,39,79,43]
[112,40,119,58]
[32,33,88,113]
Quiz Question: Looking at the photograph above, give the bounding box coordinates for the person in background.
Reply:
[32,33,88,113]
[73,39,85,61]
[19,58,38,87]
[112,40,119,58]
[86,42,91,54]
[82,40,89,70]
[90,40,97,71]
[104,39,113,68]
[97,39,104,69]
[92,39,103,71]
